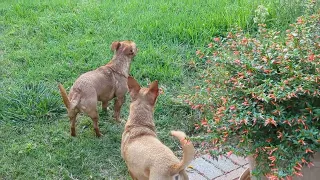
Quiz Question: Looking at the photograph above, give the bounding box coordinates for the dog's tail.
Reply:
[170,130,195,175]
[58,83,70,109]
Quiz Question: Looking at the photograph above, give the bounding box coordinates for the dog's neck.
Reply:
[107,54,131,78]
[126,103,156,131]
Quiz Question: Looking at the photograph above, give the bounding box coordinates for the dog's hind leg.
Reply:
[88,110,102,137]
[68,111,78,137]
[102,100,109,111]
[179,170,189,180]
[149,173,168,180]
[128,170,138,180]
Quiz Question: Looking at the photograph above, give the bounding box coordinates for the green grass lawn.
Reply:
[0,0,309,179]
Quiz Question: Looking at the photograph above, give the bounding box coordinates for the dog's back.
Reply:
[121,77,194,180]
[69,67,116,108]
[124,135,182,179]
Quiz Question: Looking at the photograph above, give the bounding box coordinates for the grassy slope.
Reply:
[0,0,307,179]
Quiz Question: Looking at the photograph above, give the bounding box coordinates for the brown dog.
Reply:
[58,40,137,137]
[121,77,195,180]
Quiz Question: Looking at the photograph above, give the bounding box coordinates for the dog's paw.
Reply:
[118,118,126,125]
[96,133,103,137]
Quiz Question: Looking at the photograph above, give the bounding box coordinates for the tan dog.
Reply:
[121,77,195,180]
[58,40,137,137]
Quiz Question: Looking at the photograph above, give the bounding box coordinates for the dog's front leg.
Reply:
[114,96,125,122]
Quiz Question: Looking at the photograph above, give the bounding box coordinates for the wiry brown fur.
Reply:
[58,40,137,137]
[121,77,195,180]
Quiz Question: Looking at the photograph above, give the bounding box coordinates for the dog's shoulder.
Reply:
[125,126,156,141]
[95,65,112,74]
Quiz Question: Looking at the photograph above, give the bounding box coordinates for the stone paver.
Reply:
[189,157,223,179]
[214,167,247,180]
[186,168,209,180]
[227,154,248,166]
[187,154,249,180]
[204,155,239,173]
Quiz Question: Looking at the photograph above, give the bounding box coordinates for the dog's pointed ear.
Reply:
[111,41,121,52]
[148,80,159,97]
[127,76,140,97]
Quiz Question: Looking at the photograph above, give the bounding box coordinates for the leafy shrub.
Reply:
[179,4,320,179]
[0,82,64,123]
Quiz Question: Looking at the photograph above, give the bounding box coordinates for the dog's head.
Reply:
[111,40,138,59]
[127,76,159,108]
